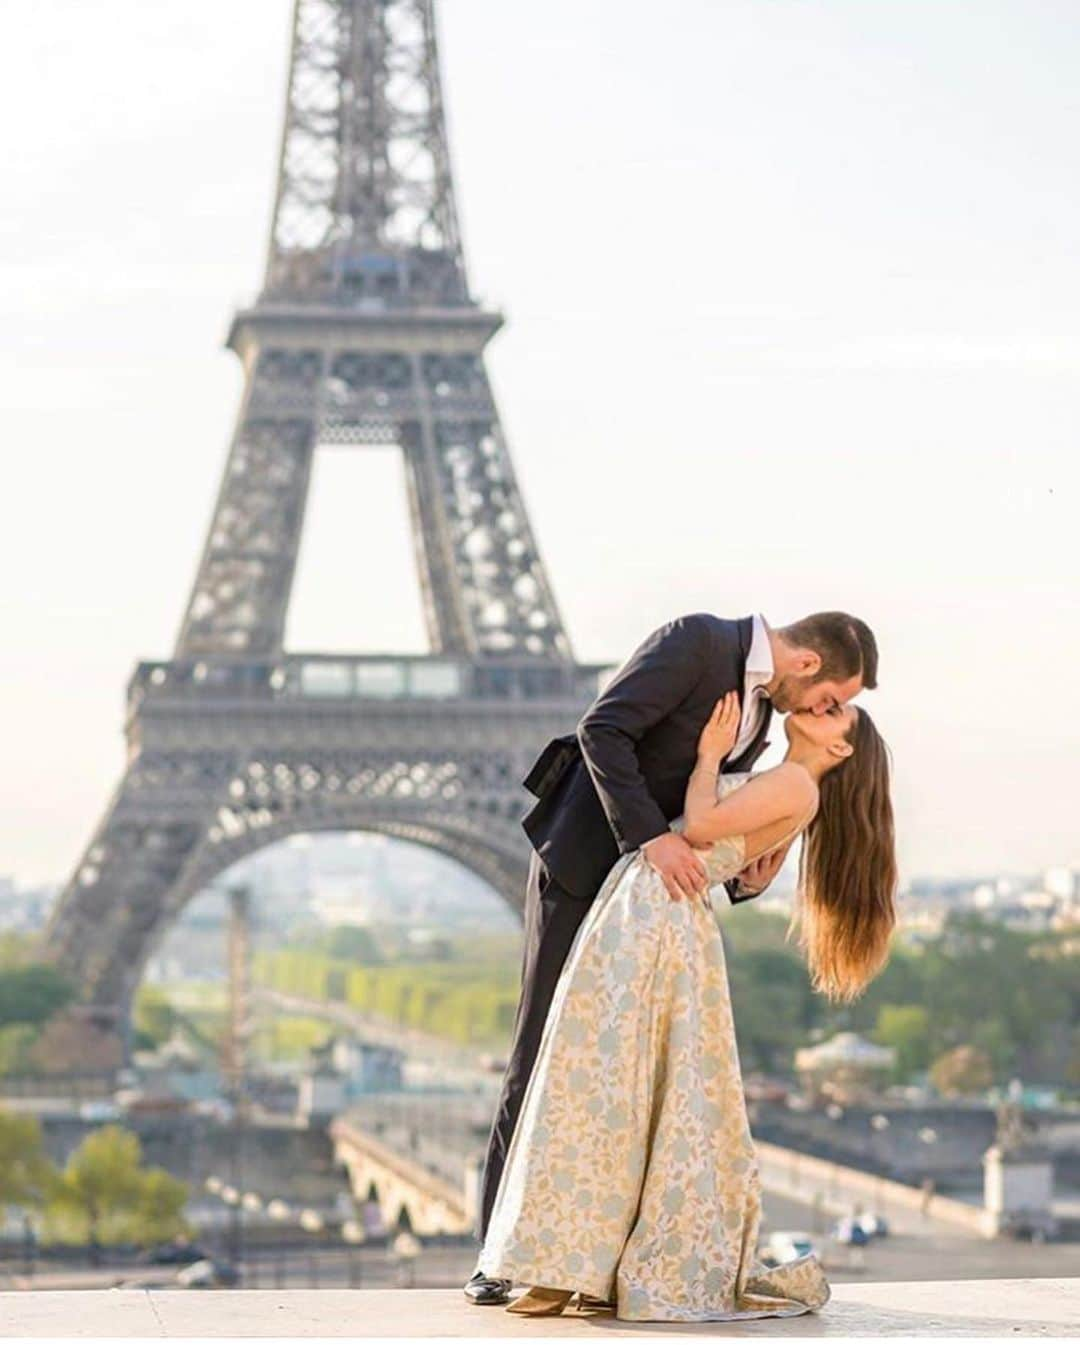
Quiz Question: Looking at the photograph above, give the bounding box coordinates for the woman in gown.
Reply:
[477,692,898,1322]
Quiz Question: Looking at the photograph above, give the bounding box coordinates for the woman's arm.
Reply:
[683,701,815,849]
[684,764,812,847]
[681,691,741,838]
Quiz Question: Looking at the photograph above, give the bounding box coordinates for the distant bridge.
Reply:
[329,1093,493,1236]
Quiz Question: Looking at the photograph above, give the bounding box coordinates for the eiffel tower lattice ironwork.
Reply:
[45,0,604,1041]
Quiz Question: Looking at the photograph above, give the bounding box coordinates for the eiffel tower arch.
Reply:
[45,0,604,1042]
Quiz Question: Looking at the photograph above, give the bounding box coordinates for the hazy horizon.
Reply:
[2,0,1078,890]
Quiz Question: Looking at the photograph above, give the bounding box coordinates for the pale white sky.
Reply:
[1,0,1078,888]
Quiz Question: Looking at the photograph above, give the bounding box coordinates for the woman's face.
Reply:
[784,702,858,753]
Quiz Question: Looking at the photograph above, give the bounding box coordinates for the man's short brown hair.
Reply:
[779,612,879,690]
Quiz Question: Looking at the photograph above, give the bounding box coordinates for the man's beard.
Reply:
[769,674,810,714]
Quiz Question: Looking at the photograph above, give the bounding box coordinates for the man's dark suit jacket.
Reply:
[521,612,773,902]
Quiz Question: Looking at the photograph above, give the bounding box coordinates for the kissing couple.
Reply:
[465,609,898,1322]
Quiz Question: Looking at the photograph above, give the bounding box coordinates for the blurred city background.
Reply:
[3,835,1079,1292]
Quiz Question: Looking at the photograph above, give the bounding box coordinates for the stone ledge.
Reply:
[0,1279,1077,1338]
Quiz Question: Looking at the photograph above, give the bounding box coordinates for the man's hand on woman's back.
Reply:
[735,841,790,896]
[642,831,708,902]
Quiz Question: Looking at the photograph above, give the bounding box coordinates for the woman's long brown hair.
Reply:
[789,706,898,1003]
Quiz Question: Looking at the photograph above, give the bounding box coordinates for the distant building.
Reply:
[0,877,56,933]
[328,1036,404,1093]
[130,1029,220,1102]
[296,1034,405,1124]
[297,1060,349,1123]
[794,1031,896,1104]
[404,928,453,961]
[1042,867,1077,901]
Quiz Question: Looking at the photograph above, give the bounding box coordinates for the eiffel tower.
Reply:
[45,0,603,1045]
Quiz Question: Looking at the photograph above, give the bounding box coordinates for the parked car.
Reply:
[140,1240,206,1266]
[190,1098,235,1124]
[1001,1212,1058,1242]
[855,1211,889,1238]
[118,1091,187,1116]
[832,1216,871,1247]
[77,1100,122,1122]
[762,1230,819,1265]
[177,1259,240,1289]
[744,1074,791,1104]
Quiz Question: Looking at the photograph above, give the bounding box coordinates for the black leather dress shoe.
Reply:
[463,1269,513,1304]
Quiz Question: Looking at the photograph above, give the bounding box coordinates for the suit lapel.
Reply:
[729,699,772,772]
[721,614,771,773]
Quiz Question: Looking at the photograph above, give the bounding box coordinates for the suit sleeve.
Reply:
[725,873,760,903]
[576,613,711,854]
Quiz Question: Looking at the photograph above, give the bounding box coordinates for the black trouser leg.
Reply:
[475,850,593,1244]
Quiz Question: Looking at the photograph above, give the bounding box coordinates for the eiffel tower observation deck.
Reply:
[45,0,606,1046]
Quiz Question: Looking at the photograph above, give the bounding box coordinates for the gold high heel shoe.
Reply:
[505,1285,574,1316]
[574,1292,615,1313]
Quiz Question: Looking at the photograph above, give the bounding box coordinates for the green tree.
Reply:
[918,914,1069,1071]
[728,949,812,1072]
[0,933,35,968]
[1064,1026,1080,1091]
[321,926,383,965]
[133,987,176,1051]
[0,1109,55,1208]
[929,1044,994,1097]
[131,1168,190,1247]
[46,1124,188,1260]
[0,964,74,1029]
[0,1024,38,1075]
[873,1004,931,1079]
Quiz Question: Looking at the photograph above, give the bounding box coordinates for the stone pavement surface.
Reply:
[0,1280,1077,1337]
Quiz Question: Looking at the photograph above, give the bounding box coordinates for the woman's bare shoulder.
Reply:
[754,761,818,813]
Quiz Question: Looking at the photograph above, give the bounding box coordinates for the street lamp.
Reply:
[220,1185,242,1272]
[824,1103,844,1204]
[869,1113,890,1217]
[342,1219,366,1287]
[266,1199,292,1287]
[391,1229,422,1288]
[300,1209,325,1287]
[917,1126,938,1217]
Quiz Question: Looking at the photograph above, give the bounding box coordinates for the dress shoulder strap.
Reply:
[714,770,753,799]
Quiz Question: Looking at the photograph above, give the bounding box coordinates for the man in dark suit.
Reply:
[464,609,878,1303]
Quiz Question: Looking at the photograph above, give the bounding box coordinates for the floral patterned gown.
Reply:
[477,772,829,1322]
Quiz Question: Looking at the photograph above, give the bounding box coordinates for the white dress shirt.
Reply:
[731,612,773,761]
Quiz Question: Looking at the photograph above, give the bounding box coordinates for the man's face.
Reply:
[771,670,864,716]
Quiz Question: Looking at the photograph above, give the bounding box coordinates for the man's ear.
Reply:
[794,648,821,677]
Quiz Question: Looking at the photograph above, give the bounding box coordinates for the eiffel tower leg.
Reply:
[174,357,319,659]
[44,768,209,1047]
[429,402,572,660]
[400,417,473,655]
